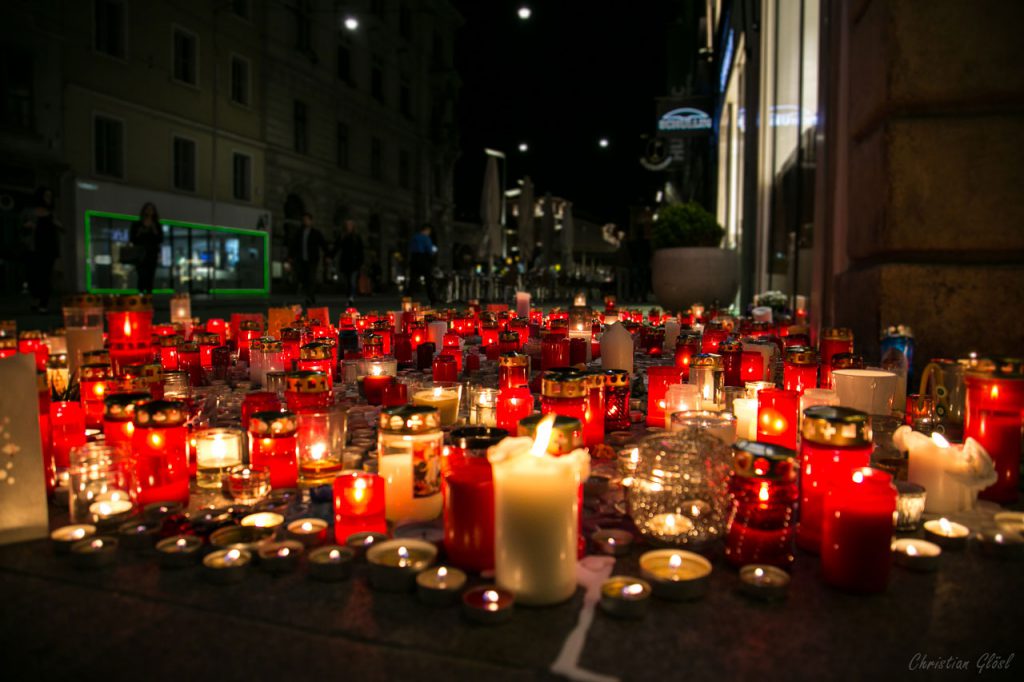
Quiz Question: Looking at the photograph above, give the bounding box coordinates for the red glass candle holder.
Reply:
[393,332,413,364]
[248,410,299,489]
[541,333,570,371]
[819,328,854,388]
[333,471,387,543]
[0,338,16,361]
[496,386,533,433]
[237,320,262,363]
[796,406,873,554]
[498,354,529,391]
[444,427,507,572]
[740,349,766,383]
[603,369,631,431]
[80,363,113,429]
[205,318,227,346]
[280,327,303,370]
[50,400,86,473]
[109,341,153,377]
[480,324,500,349]
[241,391,281,432]
[102,391,150,446]
[132,400,190,506]
[18,331,49,371]
[965,364,1024,504]
[105,296,153,344]
[783,347,819,395]
[498,331,520,356]
[719,339,742,387]
[756,388,800,450]
[725,441,799,568]
[381,381,408,407]
[408,323,428,350]
[416,342,436,371]
[674,334,701,380]
[194,333,220,370]
[177,343,203,387]
[158,336,182,371]
[361,374,394,406]
[284,371,331,412]
[646,365,685,427]
[701,321,730,355]
[433,354,459,383]
[821,467,896,593]
[582,373,605,447]
[540,370,588,424]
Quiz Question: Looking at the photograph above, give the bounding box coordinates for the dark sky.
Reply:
[451,1,677,228]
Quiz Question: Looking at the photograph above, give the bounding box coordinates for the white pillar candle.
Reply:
[427,321,448,350]
[411,387,461,426]
[515,291,531,319]
[663,320,681,351]
[65,327,105,376]
[896,426,997,514]
[488,415,590,606]
[600,322,633,375]
[664,384,701,429]
[732,398,758,441]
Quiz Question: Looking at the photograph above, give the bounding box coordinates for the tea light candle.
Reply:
[365,538,437,592]
[412,386,460,426]
[156,535,203,568]
[308,545,355,581]
[258,540,304,573]
[462,586,515,625]
[923,518,969,550]
[975,529,1024,559]
[416,565,468,606]
[203,548,252,584]
[209,524,274,553]
[344,531,388,560]
[644,512,696,542]
[89,499,134,528]
[143,501,184,523]
[639,549,712,601]
[994,511,1024,535]
[894,481,927,531]
[599,576,652,619]
[738,564,790,600]
[891,538,941,572]
[70,536,118,569]
[286,518,329,548]
[240,512,285,530]
[51,524,96,553]
[117,520,162,550]
[591,528,633,556]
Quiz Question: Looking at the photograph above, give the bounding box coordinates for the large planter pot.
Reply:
[650,247,739,311]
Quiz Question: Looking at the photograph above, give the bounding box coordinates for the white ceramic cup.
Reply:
[832,369,898,415]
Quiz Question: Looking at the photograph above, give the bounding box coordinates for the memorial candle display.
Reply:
[725,440,798,568]
[248,411,299,489]
[783,347,819,394]
[102,391,151,446]
[964,363,1024,504]
[819,327,854,388]
[333,471,387,544]
[821,467,896,593]
[296,408,347,487]
[131,400,190,506]
[496,386,533,433]
[444,427,507,572]
[755,388,800,450]
[540,369,588,424]
[377,405,443,525]
[488,415,590,605]
[284,370,331,412]
[646,365,685,427]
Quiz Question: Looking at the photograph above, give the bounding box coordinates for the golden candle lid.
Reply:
[104,391,152,421]
[18,330,44,340]
[499,352,529,368]
[260,339,284,353]
[80,363,113,381]
[822,327,853,341]
[47,353,68,369]
[732,440,798,480]
[541,369,589,398]
[706,318,733,333]
[691,353,723,370]
[194,332,220,346]
[499,331,520,344]
[82,349,110,365]
[371,320,392,331]
[104,294,153,312]
[179,342,200,353]
[718,339,742,353]
[249,410,298,436]
[785,347,817,365]
[583,372,604,389]
[159,335,183,348]
[121,363,162,381]
[517,414,583,455]
[380,404,441,433]
[63,293,104,308]
[280,327,304,341]
[830,352,863,370]
[133,400,187,427]
[299,342,332,361]
[603,369,630,388]
[801,406,872,446]
[0,338,15,350]
[285,370,329,393]
[239,319,263,332]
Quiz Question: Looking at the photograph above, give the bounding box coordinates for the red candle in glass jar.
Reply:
[177,343,203,386]
[646,365,685,427]
[725,441,799,568]
[132,400,190,506]
[109,341,154,376]
[443,332,464,372]
[818,328,854,388]
[248,410,299,489]
[499,353,529,390]
[50,400,86,473]
[370,323,393,356]
[333,470,387,543]
[444,427,507,572]
[783,347,819,395]
[237,320,262,363]
[740,349,766,383]
[158,336,182,371]
[540,370,588,424]
[541,333,571,371]
[433,353,458,383]
[241,391,281,432]
[416,342,436,371]
[18,331,48,371]
[756,388,800,450]
[718,339,743,387]
[284,371,331,412]
[297,342,334,387]
[701,321,730,354]
[80,363,113,429]
[498,331,519,356]
[582,373,605,447]
[361,373,394,406]
[102,391,150,446]
[509,319,529,347]
[193,333,220,370]
[480,324,500,349]
[965,365,1024,504]
[568,337,588,366]
[674,334,701,380]
[796,406,873,553]
[821,467,896,593]
[393,332,413,364]
[603,369,631,431]
[381,381,408,407]
[106,296,154,344]
[204,318,227,346]
[280,327,303,370]
[496,386,533,433]
[0,338,16,360]
[408,324,427,350]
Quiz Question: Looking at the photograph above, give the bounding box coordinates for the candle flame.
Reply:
[906,544,918,556]
[278,547,290,557]
[668,554,682,569]
[437,566,448,579]
[93,382,106,397]
[939,518,952,534]
[433,386,443,398]
[371,365,383,377]
[754,567,764,578]
[931,432,950,448]
[226,549,241,562]
[622,583,644,596]
[530,414,557,457]
[990,385,999,400]
[91,539,103,549]
[149,433,163,448]
[758,482,770,503]
[123,317,132,337]
[329,549,340,560]
[665,514,676,529]
[483,589,499,607]
[301,521,313,532]
[852,470,865,484]
[995,533,1005,543]
[72,528,85,539]
[311,443,326,461]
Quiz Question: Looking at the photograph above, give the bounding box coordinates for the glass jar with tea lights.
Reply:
[756,388,800,450]
[670,410,737,446]
[177,342,203,386]
[80,363,113,429]
[102,391,151,446]
[717,339,743,387]
[194,427,243,489]
[821,467,897,593]
[236,319,262,363]
[496,386,533,433]
[279,327,303,369]
[333,470,387,544]
[819,327,854,388]
[646,365,685,427]
[783,347,819,394]
[795,405,873,553]
[251,339,285,387]
[157,335,182,371]
[498,353,530,391]
[700,320,731,355]
[131,400,190,506]
[284,370,331,412]
[63,294,105,375]
[432,353,458,383]
[497,331,519,356]
[581,373,605,447]
[161,370,189,402]
[411,381,462,427]
[17,330,48,371]
[296,407,347,487]
[468,385,499,427]
[628,431,732,550]
[248,410,299,489]
[67,442,135,524]
[964,360,1024,503]
[541,369,589,424]
[240,390,281,433]
[297,342,334,387]
[105,294,154,345]
[377,405,443,525]
[50,399,87,477]
[688,353,724,407]
[724,440,799,568]
[193,332,220,370]
[603,369,631,431]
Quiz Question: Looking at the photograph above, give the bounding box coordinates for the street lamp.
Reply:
[343,15,359,30]
[518,142,528,153]
[517,6,532,20]
[598,137,609,148]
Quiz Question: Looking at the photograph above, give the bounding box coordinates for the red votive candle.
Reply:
[50,400,86,473]
[783,347,819,395]
[740,349,766,383]
[393,332,413,364]
[480,324,500,349]
[158,335,182,371]
[105,296,153,344]
[432,354,458,383]
[965,364,1024,504]
[674,333,701,380]
[540,370,588,424]
[499,353,529,391]
[756,388,800,450]
[284,371,331,412]
[498,331,520,356]
[248,410,299,489]
[718,339,743,387]
[444,427,507,572]
[237,320,262,363]
[725,440,798,568]
[132,400,190,506]
[541,333,570,371]
[80,363,113,429]
[297,342,334,388]
[646,365,685,427]
[177,343,203,386]
[416,342,436,371]
[18,331,49,371]
[603,369,631,431]
[280,327,303,370]
[102,391,150,446]
[381,381,408,407]
[333,471,387,544]
[582,373,605,448]
[701,321,730,354]
[361,373,394,406]
[241,391,281,432]
[496,386,533,433]
[818,327,854,388]
[821,467,896,593]
[205,318,227,346]
[194,332,220,370]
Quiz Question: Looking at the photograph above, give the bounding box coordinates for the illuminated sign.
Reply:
[658,107,714,132]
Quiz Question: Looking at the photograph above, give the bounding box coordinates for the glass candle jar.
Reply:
[105,294,153,345]
[498,331,520,356]
[663,384,701,429]
[284,370,331,412]
[718,339,743,387]
[333,470,387,544]
[783,347,819,394]
[965,363,1024,504]
[296,407,348,487]
[131,400,190,506]
[80,363,113,429]
[50,400,87,475]
[63,294,105,375]
[480,323,500,349]
[298,342,334,387]
[700,321,730,355]
[157,335,182,371]
[432,353,459,383]
[378,405,443,525]
[628,431,732,549]
[689,354,724,407]
[603,369,631,431]
[240,390,281,433]
[541,369,588,424]
[236,319,262,363]
[193,332,220,370]
[248,410,299,489]
[540,333,570,371]
[581,373,605,448]
[444,427,507,572]
[646,365,685,427]
[411,382,462,427]
[204,318,227,346]
[821,467,896,593]
[725,440,799,568]
[67,442,135,524]
[102,391,150,446]
[740,349,766,384]
[194,427,244,489]
[468,386,499,427]
[416,342,436,371]
[756,388,800,450]
[280,327,303,369]
[370,322,393,357]
[670,410,737,446]
[796,405,873,553]
[17,330,47,372]
[499,353,530,391]
[819,327,854,389]
[496,386,533,433]
[177,342,203,386]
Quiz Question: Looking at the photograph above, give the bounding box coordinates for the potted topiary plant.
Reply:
[649,201,738,311]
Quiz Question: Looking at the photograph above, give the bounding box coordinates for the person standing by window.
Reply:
[406,223,437,306]
[22,186,61,313]
[292,212,327,305]
[337,219,364,306]
[130,202,164,294]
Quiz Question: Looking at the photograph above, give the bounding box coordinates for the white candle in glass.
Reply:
[427,321,448,350]
[663,320,681,351]
[664,384,701,429]
[832,369,898,415]
[732,398,758,441]
[600,322,633,375]
[195,428,243,489]
[412,387,460,426]
[488,415,590,606]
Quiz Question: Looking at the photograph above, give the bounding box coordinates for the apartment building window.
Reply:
[294,100,308,154]
[94,0,126,59]
[294,0,312,52]
[399,74,412,119]
[399,149,410,189]
[336,42,352,84]
[173,137,196,191]
[371,57,384,102]
[233,153,252,201]
[371,137,382,180]
[231,0,251,20]
[230,55,250,106]
[173,27,198,86]
[0,48,33,131]
[336,122,349,169]
[94,115,124,178]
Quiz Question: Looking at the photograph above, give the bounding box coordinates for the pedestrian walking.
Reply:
[22,186,61,313]
[337,219,364,306]
[405,223,438,306]
[292,212,328,305]
[130,202,164,294]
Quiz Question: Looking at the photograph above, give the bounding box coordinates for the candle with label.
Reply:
[411,384,461,426]
[378,405,443,525]
[247,411,299,489]
[131,400,190,506]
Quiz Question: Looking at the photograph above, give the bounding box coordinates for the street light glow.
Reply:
[518,6,532,20]
[599,137,609,148]
[518,142,528,152]
[343,16,359,31]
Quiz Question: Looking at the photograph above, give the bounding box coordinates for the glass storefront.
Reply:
[84,210,269,295]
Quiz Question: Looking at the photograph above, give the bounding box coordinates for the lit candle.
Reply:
[258,540,304,574]
[496,386,533,433]
[70,536,119,569]
[461,586,515,624]
[975,529,1024,559]
[591,528,634,556]
[756,388,800,450]
[646,366,685,427]
[821,467,897,593]
[366,539,438,592]
[411,385,460,426]
[333,471,387,543]
[194,427,243,490]
[344,531,388,560]
[922,517,969,550]
[308,545,355,581]
[732,398,758,441]
[240,511,285,530]
[599,576,652,619]
[202,548,252,584]
[416,565,468,606]
[286,518,329,548]
[155,535,203,569]
[116,520,162,550]
[131,400,190,506]
[899,426,996,515]
[738,564,791,601]
[891,538,941,572]
[638,549,712,601]
[377,405,443,525]
[51,524,96,553]
[663,383,701,429]
[89,498,134,527]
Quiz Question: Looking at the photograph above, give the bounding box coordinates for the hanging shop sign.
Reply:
[656,97,714,138]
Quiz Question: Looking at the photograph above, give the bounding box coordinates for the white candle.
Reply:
[663,320,681,351]
[897,426,996,514]
[731,398,758,441]
[195,428,243,488]
[412,387,460,426]
[65,327,105,375]
[515,291,531,319]
[600,322,633,375]
[488,415,590,606]
[427,321,448,349]
[832,369,898,415]
[664,384,701,429]
[751,306,773,323]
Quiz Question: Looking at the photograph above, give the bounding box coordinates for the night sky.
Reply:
[451,1,677,228]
